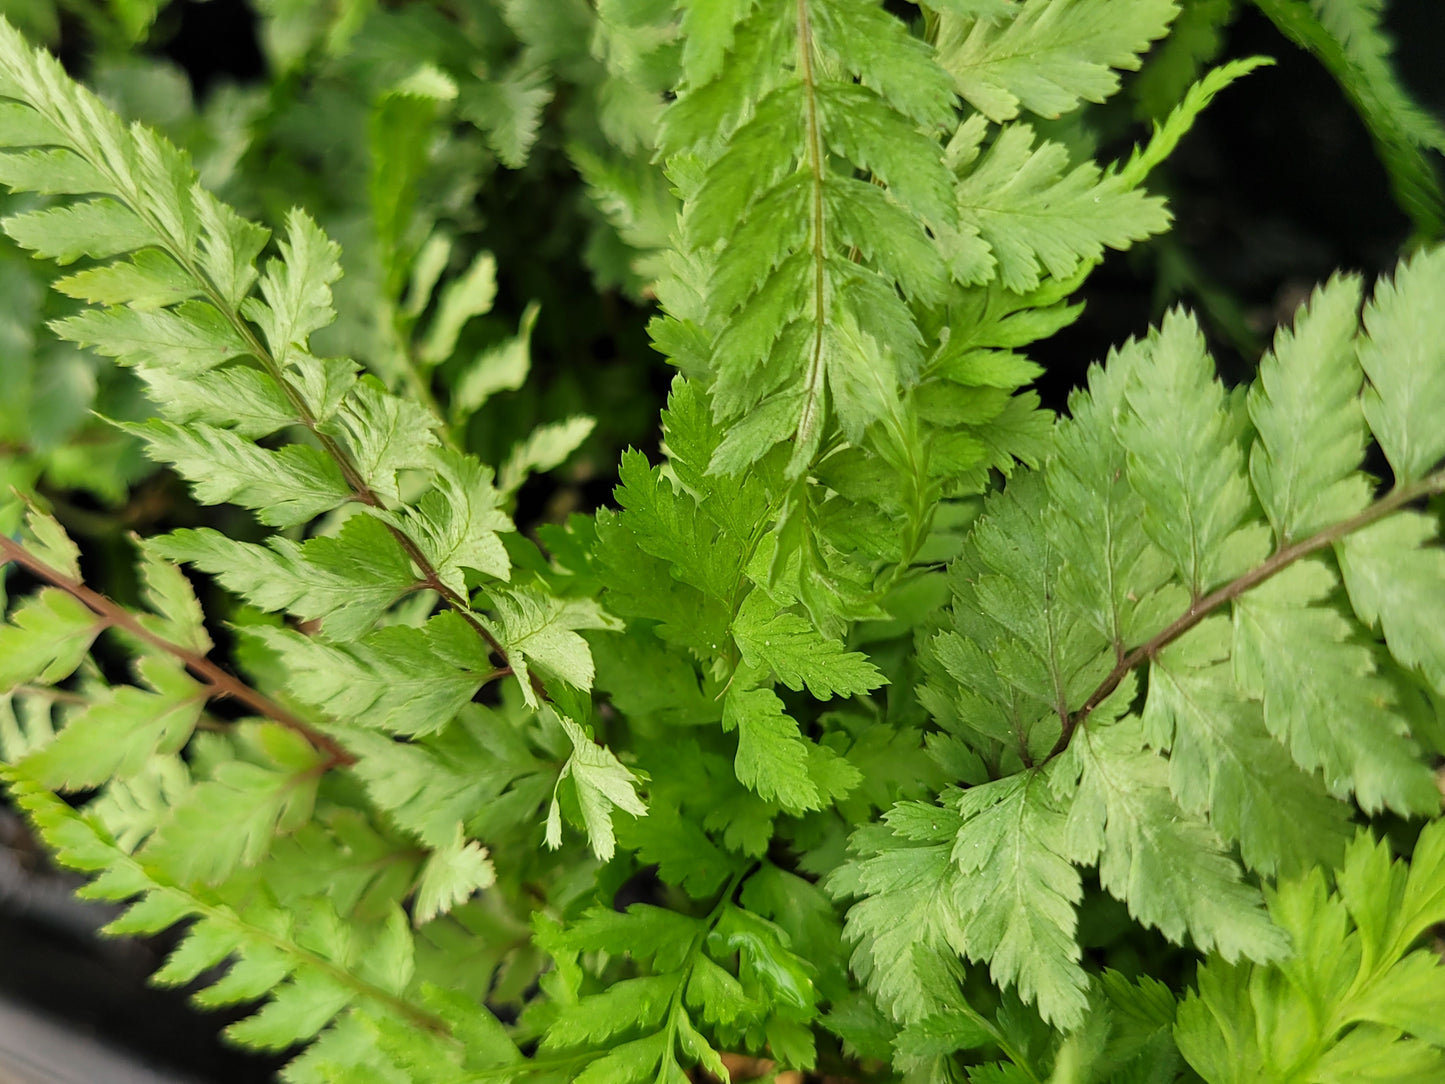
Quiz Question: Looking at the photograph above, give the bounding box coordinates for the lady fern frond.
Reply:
[1,4,1445,1083]
[656,0,959,476]
[865,247,1445,1033]
[0,8,640,919]
[5,769,478,1058]
[935,0,1179,122]
[1179,821,1445,1080]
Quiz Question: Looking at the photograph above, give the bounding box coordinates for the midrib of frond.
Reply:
[795,0,827,474]
[0,76,525,678]
[9,769,456,1038]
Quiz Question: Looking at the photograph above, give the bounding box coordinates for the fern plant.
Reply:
[1,3,1444,1083]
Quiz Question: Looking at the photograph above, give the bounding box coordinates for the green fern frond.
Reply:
[1,5,1444,1082]
[5,763,484,1056]
[658,0,957,475]
[863,246,1445,1030]
[535,870,823,1081]
[1176,821,1445,1081]
[0,12,623,738]
[934,0,1179,122]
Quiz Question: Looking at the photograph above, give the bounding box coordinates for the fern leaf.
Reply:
[121,419,353,528]
[418,249,497,365]
[226,973,357,1051]
[342,705,552,850]
[948,122,1171,291]
[540,892,820,1079]
[608,448,745,607]
[1142,616,1356,875]
[722,686,823,813]
[20,657,205,790]
[1059,689,1290,963]
[140,725,328,884]
[0,147,109,192]
[414,825,496,926]
[545,975,679,1051]
[833,820,967,1025]
[1231,558,1438,814]
[2,197,155,263]
[375,449,513,595]
[1047,348,1179,652]
[193,189,272,308]
[1247,272,1372,544]
[312,987,521,1081]
[369,72,455,307]
[546,713,647,862]
[935,0,1179,122]
[951,775,1090,1029]
[1337,511,1445,696]
[928,473,1111,761]
[3,764,451,1061]
[494,588,620,706]
[570,145,678,297]
[1177,824,1445,1081]
[15,506,83,581]
[0,587,102,693]
[1309,0,1445,164]
[88,755,191,854]
[660,375,779,536]
[265,811,423,922]
[811,0,957,128]
[133,538,212,653]
[662,0,958,474]
[322,378,439,502]
[279,354,360,425]
[499,415,596,494]
[1118,311,1267,596]
[679,0,757,87]
[732,590,885,699]
[461,60,553,170]
[616,740,765,890]
[450,301,539,420]
[136,365,296,439]
[53,302,251,376]
[0,14,496,611]
[593,632,722,731]
[1357,245,1445,485]
[594,511,733,661]
[254,612,496,737]
[1114,56,1274,187]
[904,250,1445,1062]
[246,209,343,368]
[154,515,419,642]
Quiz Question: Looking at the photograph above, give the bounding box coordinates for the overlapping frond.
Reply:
[1,5,1443,1084]
[866,247,1445,1031]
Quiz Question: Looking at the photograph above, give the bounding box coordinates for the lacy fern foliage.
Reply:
[1,3,1444,1083]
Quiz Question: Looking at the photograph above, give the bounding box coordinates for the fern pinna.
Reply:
[1,2,1444,1083]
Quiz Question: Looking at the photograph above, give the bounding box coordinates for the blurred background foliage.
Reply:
[0,0,1439,1078]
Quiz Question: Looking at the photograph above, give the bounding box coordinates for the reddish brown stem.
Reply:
[133,202,533,705]
[0,535,355,768]
[1045,469,1445,763]
[24,91,535,722]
